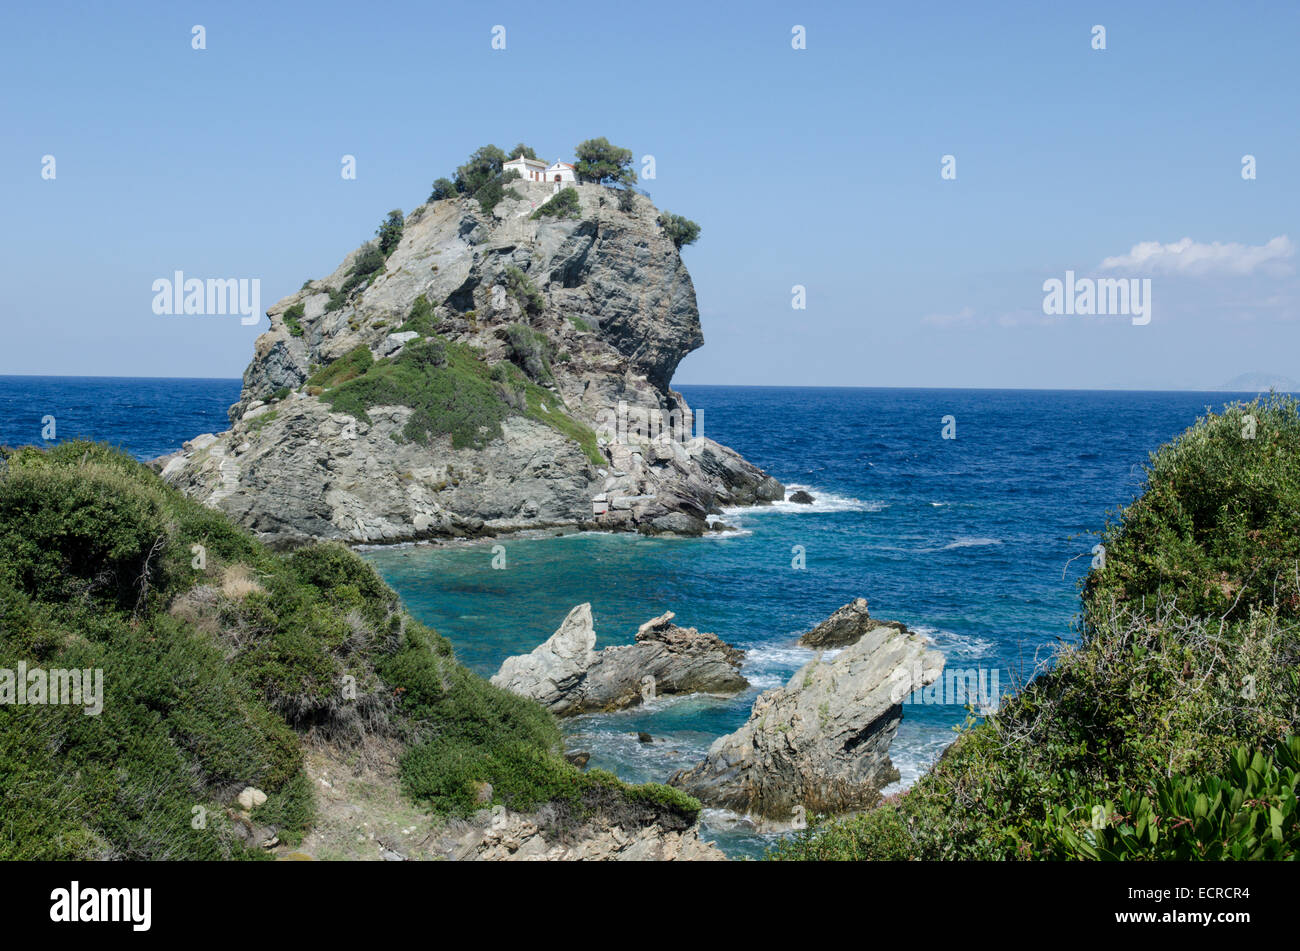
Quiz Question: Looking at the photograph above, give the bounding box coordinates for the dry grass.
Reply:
[220,562,264,599]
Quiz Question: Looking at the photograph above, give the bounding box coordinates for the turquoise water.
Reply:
[362,385,1273,857]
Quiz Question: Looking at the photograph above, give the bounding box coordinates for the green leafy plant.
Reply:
[282,303,305,337]
[658,212,701,249]
[531,187,581,220]
[376,209,404,257]
[574,137,636,186]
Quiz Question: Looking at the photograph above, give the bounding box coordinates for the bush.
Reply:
[574,137,636,186]
[1038,737,1300,860]
[399,294,439,336]
[305,345,373,390]
[0,445,311,858]
[376,209,404,257]
[504,323,555,384]
[340,242,385,297]
[474,177,522,215]
[282,303,305,337]
[322,338,511,450]
[428,177,457,202]
[531,187,581,220]
[658,212,701,249]
[455,144,506,195]
[0,462,168,611]
[503,267,545,316]
[0,442,668,857]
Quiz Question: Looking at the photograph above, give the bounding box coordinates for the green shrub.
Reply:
[531,187,580,220]
[504,323,555,384]
[376,209,404,257]
[305,345,374,390]
[0,463,168,611]
[454,144,506,195]
[332,241,382,301]
[658,212,701,249]
[0,445,312,858]
[0,442,676,857]
[428,178,457,202]
[474,177,523,215]
[399,294,439,336]
[504,267,544,316]
[282,304,305,337]
[1039,737,1300,860]
[322,339,511,450]
[573,137,636,186]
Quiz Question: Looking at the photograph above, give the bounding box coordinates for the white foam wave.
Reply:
[742,643,844,689]
[880,728,956,795]
[910,625,995,661]
[942,536,1003,550]
[723,484,886,520]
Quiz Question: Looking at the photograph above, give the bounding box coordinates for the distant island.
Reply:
[1213,372,1300,392]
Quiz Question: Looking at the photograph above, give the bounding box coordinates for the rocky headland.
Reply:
[157,175,782,546]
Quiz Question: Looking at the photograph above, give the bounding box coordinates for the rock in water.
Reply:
[798,597,909,648]
[489,604,597,711]
[670,624,944,822]
[490,606,747,715]
[787,490,815,504]
[157,181,783,545]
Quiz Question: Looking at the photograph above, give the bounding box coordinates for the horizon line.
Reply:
[0,373,1294,396]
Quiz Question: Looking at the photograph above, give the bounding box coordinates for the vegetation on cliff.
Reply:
[772,394,1300,860]
[0,442,695,859]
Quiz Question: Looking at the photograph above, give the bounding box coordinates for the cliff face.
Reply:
[161,181,782,545]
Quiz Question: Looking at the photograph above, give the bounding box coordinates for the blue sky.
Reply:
[3,0,1297,388]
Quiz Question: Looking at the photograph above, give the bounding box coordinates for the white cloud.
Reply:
[1099,235,1294,276]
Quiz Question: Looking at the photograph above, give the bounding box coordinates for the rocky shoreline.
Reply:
[489,597,946,834]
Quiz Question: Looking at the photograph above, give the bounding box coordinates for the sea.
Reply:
[0,375,1275,858]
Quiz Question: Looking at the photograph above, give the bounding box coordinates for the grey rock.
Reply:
[788,490,815,504]
[379,331,420,357]
[489,604,596,711]
[798,598,910,649]
[490,605,747,715]
[450,809,725,862]
[161,183,782,544]
[670,623,944,821]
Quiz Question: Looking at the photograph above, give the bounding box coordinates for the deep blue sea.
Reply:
[0,375,1277,857]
